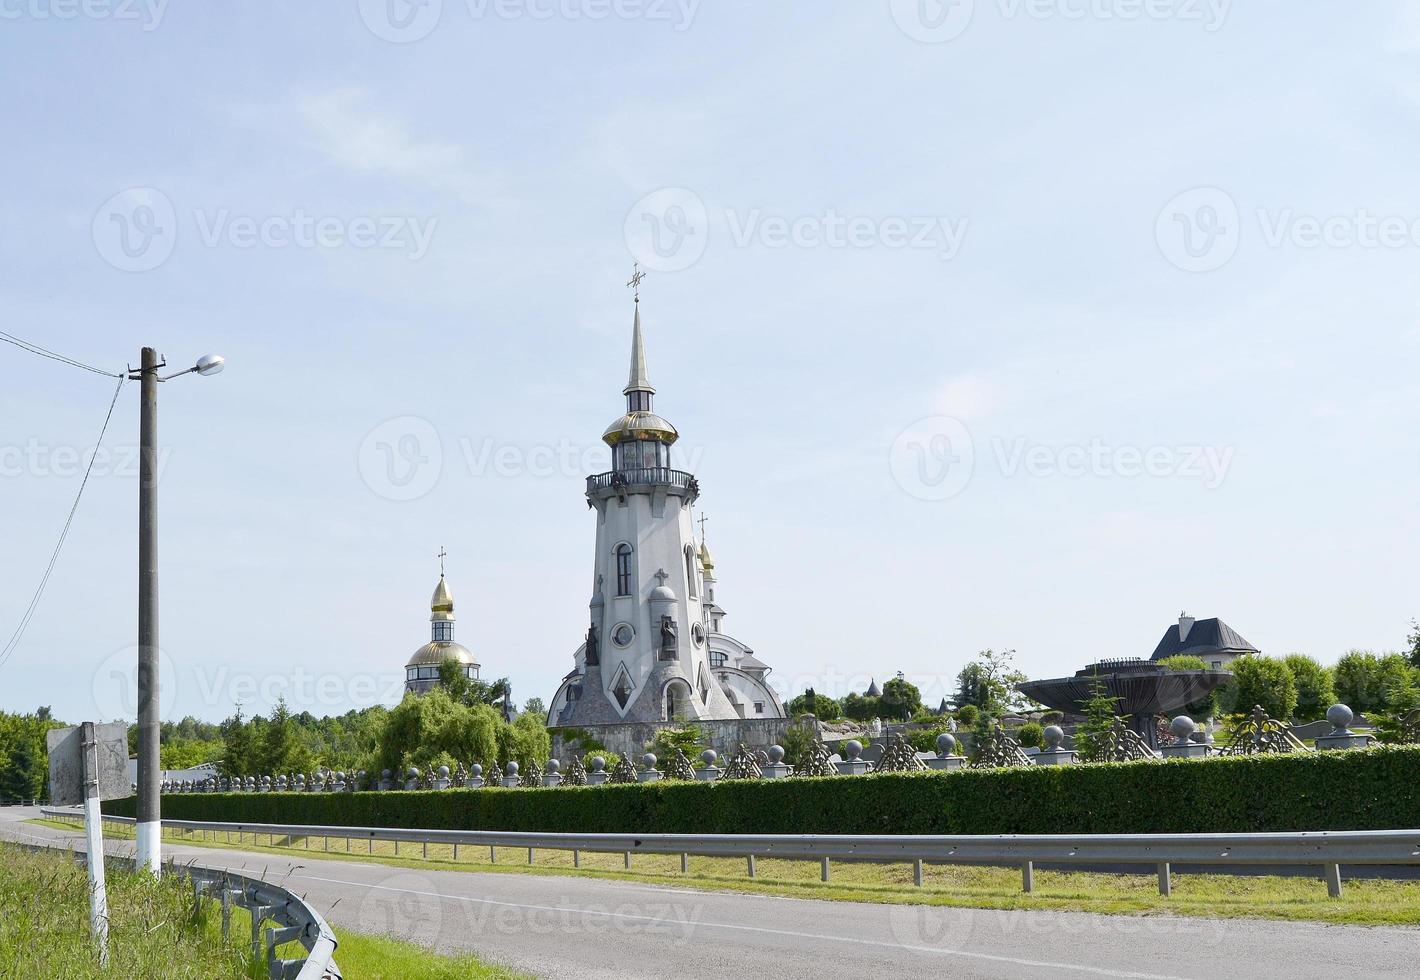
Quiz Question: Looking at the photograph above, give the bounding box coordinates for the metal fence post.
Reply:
[913,859,923,887]
[821,857,831,883]
[1325,863,1343,898]
[1157,863,1172,897]
[747,854,756,878]
[1022,861,1034,893]
[573,849,581,868]
[681,853,689,874]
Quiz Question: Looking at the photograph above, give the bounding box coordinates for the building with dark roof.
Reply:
[1150,613,1258,669]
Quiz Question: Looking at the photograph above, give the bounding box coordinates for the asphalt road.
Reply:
[3,806,1417,980]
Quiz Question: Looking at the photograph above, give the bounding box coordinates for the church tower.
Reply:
[404,554,479,695]
[547,279,785,733]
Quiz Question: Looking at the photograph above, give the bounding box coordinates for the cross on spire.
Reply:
[696,513,709,542]
[437,546,447,577]
[627,262,646,303]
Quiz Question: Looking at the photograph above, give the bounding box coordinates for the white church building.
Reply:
[546,292,786,753]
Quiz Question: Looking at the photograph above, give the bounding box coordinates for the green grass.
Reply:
[3,837,529,979]
[33,816,1420,928]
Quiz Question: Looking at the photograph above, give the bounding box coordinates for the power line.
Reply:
[0,330,122,378]
[0,374,127,673]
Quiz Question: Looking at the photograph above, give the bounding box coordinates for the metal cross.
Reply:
[437,546,447,576]
[627,262,646,302]
[696,513,709,542]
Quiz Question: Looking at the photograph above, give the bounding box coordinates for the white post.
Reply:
[80,723,110,967]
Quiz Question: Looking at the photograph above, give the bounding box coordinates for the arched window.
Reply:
[664,680,693,721]
[615,544,633,596]
[684,546,698,598]
[710,650,727,668]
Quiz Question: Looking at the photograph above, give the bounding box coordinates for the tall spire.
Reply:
[623,299,655,397]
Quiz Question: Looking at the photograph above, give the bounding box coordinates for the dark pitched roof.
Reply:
[1150,617,1258,661]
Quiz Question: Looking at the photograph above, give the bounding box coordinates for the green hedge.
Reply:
[105,746,1420,835]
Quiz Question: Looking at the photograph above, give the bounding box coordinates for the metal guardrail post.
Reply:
[821,857,830,882]
[1158,863,1172,897]
[747,854,756,878]
[1325,863,1343,897]
[913,859,923,887]
[1022,861,1034,893]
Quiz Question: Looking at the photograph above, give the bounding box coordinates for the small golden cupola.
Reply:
[405,551,480,694]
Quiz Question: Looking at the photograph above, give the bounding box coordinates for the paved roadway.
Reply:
[2,806,1417,980]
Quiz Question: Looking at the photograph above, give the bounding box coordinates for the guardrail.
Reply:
[34,809,339,979]
[45,807,1420,900]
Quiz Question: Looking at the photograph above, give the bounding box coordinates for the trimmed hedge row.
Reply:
[106,746,1420,835]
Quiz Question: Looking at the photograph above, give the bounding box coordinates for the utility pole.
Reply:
[136,346,161,875]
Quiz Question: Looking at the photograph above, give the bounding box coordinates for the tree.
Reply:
[1282,655,1336,721]
[1408,620,1420,670]
[880,677,923,721]
[786,690,842,721]
[378,688,501,775]
[436,660,511,708]
[218,705,255,777]
[0,735,42,802]
[1157,654,1218,718]
[780,718,817,768]
[1074,675,1122,763]
[522,698,545,718]
[1334,651,1384,713]
[257,698,313,776]
[841,693,881,722]
[500,711,551,768]
[1221,656,1297,721]
[955,649,1028,719]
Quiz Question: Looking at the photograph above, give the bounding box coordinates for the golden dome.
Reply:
[698,541,714,571]
[601,411,679,447]
[431,576,454,615]
[406,641,478,668]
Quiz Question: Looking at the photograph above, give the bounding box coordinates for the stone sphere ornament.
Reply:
[1043,725,1065,750]
[591,756,606,772]
[546,758,561,774]
[1169,716,1197,741]
[844,740,863,761]
[437,765,450,778]
[767,745,785,764]
[1327,703,1355,731]
[936,733,957,756]
[642,753,658,770]
[506,761,519,776]
[470,764,483,778]
[700,749,717,767]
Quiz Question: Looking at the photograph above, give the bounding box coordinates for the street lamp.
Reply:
[129,347,224,877]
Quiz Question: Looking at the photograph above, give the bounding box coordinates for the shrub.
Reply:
[1039,711,1064,726]
[1335,651,1387,714]
[1015,722,1044,749]
[1221,656,1297,721]
[785,692,842,721]
[1283,655,1336,721]
[954,704,979,728]
[907,721,953,753]
[108,746,1420,836]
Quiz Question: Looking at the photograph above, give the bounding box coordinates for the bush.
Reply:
[954,704,979,728]
[785,692,842,721]
[1283,654,1336,721]
[107,746,1420,835]
[1039,711,1064,726]
[1015,722,1044,749]
[1221,656,1297,721]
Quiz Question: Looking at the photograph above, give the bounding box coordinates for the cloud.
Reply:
[295,88,502,206]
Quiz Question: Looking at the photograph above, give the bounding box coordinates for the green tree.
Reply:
[1334,651,1384,713]
[0,735,43,802]
[647,725,703,760]
[955,649,1028,719]
[1074,675,1122,763]
[1221,656,1297,721]
[1407,620,1420,670]
[780,718,817,767]
[257,698,314,776]
[522,697,545,718]
[378,688,501,775]
[436,660,511,708]
[1157,654,1219,717]
[1283,655,1336,721]
[954,704,979,728]
[841,692,881,722]
[218,705,255,777]
[786,690,842,721]
[1015,722,1044,749]
[880,677,923,721]
[500,711,551,768]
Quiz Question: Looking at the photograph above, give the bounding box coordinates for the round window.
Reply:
[612,623,635,647]
[691,623,705,646]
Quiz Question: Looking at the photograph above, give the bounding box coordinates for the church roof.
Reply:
[1149,617,1258,660]
[737,652,769,671]
[866,678,881,697]
[624,302,655,396]
[406,641,478,668]
[601,411,679,446]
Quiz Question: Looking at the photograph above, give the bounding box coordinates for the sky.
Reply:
[1,1,1418,725]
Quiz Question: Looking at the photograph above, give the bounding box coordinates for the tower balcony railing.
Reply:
[586,467,699,498]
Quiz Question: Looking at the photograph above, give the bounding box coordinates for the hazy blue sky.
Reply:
[2,1,1418,724]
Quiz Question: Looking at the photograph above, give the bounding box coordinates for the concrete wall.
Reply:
[551,717,792,761]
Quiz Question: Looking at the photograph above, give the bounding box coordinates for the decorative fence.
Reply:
[42,807,1420,901]
[153,703,1390,797]
[16,825,340,979]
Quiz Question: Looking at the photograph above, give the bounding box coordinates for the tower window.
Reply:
[710,650,727,668]
[684,546,697,598]
[616,544,633,596]
[754,702,765,714]
[432,621,453,642]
